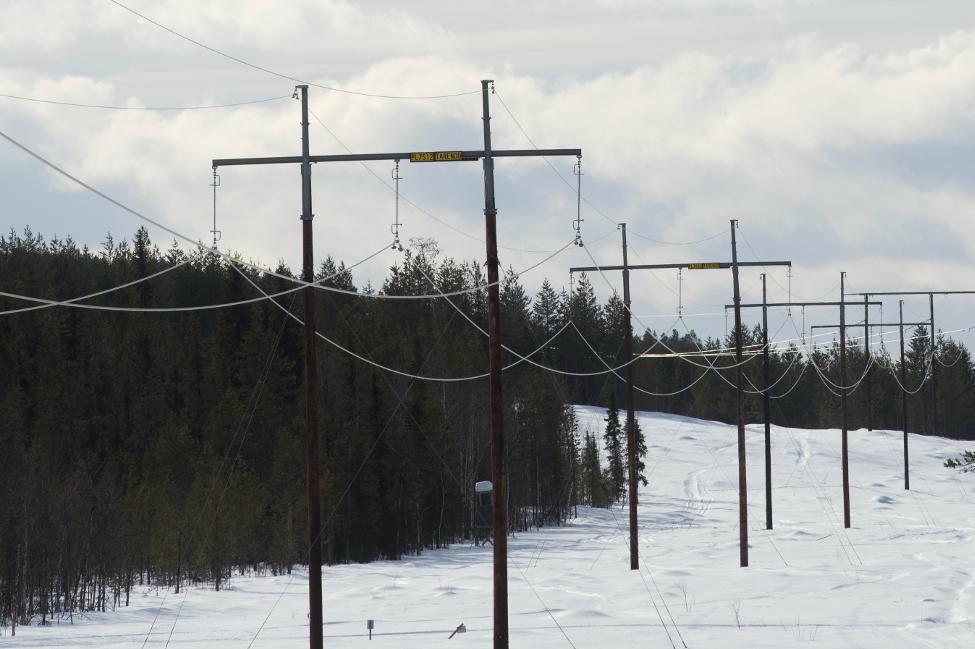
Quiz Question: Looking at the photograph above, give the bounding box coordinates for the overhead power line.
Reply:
[0,92,290,111]
[106,0,478,100]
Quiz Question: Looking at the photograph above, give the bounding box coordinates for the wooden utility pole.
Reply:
[729,220,748,566]
[619,223,638,570]
[900,300,910,490]
[571,250,790,569]
[929,293,937,435]
[213,81,579,649]
[761,274,772,530]
[863,295,872,431]
[480,79,509,649]
[840,272,850,529]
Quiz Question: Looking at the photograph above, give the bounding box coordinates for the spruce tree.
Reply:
[603,394,626,502]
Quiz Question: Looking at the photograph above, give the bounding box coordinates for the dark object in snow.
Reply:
[367,619,374,640]
[448,623,467,639]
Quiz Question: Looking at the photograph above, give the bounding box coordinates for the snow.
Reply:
[7,406,975,648]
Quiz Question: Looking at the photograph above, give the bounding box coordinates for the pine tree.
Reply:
[603,394,626,502]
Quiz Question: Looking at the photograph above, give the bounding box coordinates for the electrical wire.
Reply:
[0,242,393,313]
[0,92,291,110]
[0,127,201,246]
[107,0,478,100]
[0,250,201,315]
[230,260,570,382]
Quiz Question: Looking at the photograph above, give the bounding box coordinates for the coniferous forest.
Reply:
[1,227,973,628]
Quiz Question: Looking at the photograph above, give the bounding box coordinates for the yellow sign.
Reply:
[687,262,722,270]
[410,151,464,162]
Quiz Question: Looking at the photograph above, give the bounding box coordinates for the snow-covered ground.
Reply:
[7,407,975,648]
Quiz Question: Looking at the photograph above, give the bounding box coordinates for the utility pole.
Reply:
[840,272,850,529]
[480,79,509,649]
[900,300,910,490]
[929,293,937,435]
[213,81,579,649]
[729,220,748,567]
[863,295,872,431]
[761,274,772,530]
[619,223,638,570]
[571,250,790,568]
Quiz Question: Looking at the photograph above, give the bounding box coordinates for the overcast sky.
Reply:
[2,0,974,348]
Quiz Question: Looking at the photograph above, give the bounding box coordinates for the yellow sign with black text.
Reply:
[687,262,722,270]
[410,151,464,162]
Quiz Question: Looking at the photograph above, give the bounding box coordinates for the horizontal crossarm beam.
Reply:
[849,291,975,296]
[569,261,791,273]
[726,301,882,309]
[213,148,582,168]
[810,322,930,329]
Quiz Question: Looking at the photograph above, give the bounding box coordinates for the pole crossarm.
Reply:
[726,301,881,309]
[850,291,975,296]
[213,148,582,168]
[810,322,930,329]
[569,260,791,273]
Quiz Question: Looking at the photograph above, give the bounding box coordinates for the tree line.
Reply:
[1,226,972,629]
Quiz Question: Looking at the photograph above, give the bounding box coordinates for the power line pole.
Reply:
[480,79,509,649]
[840,272,850,529]
[929,293,937,435]
[302,85,324,649]
[619,223,638,570]
[729,219,748,567]
[863,295,872,431]
[899,300,910,490]
[214,81,579,649]
[761,273,772,530]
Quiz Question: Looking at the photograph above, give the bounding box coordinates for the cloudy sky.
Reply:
[2,0,974,347]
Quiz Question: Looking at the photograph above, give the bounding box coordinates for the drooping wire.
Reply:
[106,0,478,100]
[0,92,291,111]
[391,160,404,251]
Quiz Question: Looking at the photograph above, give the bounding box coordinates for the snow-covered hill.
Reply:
[8,407,975,648]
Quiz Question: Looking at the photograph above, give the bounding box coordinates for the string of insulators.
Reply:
[391,160,403,251]
[210,168,221,250]
[573,155,584,246]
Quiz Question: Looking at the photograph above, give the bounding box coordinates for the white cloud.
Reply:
[3,2,975,340]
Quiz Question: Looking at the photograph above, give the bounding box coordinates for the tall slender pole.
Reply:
[298,85,324,649]
[899,300,910,490]
[929,293,938,435]
[620,223,639,570]
[840,272,851,529]
[730,220,748,567]
[761,274,772,530]
[864,295,872,431]
[481,79,508,649]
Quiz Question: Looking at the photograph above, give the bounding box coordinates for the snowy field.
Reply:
[7,406,975,648]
